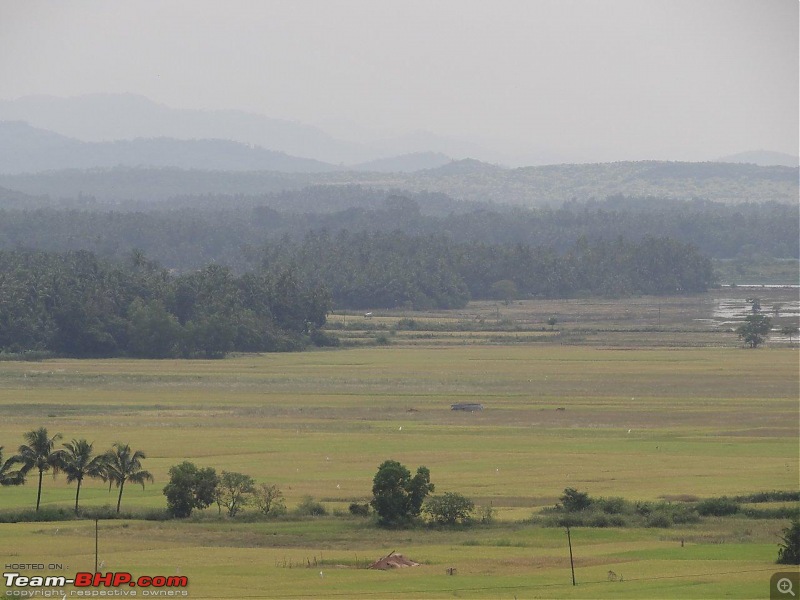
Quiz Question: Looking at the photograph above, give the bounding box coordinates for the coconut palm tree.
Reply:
[104,443,153,513]
[58,439,108,514]
[17,428,63,511]
[0,446,25,487]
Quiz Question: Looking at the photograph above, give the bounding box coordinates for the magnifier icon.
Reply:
[778,578,796,597]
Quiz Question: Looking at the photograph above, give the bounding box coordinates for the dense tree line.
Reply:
[258,231,714,309]
[0,192,795,274]
[0,250,331,357]
[0,234,712,356]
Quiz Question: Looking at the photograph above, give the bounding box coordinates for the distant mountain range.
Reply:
[0,121,456,175]
[1,94,796,208]
[717,150,798,168]
[350,152,452,173]
[2,94,796,169]
[0,94,495,165]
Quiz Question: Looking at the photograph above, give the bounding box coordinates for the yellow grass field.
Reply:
[1,312,798,599]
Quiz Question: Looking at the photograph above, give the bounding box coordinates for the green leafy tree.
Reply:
[370,460,434,526]
[736,313,772,348]
[58,439,108,514]
[16,428,63,511]
[104,443,153,513]
[163,461,219,518]
[777,519,800,565]
[217,471,255,517]
[0,446,25,487]
[423,492,475,525]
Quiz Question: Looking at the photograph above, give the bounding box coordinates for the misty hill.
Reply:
[0,94,372,164]
[350,152,451,172]
[0,94,520,165]
[0,121,339,174]
[0,160,795,206]
[427,158,506,175]
[717,150,799,168]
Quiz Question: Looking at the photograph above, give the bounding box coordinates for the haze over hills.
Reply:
[350,152,452,173]
[0,94,796,209]
[0,122,464,175]
[0,94,504,165]
[2,94,796,169]
[0,160,795,207]
[0,94,368,164]
[717,150,799,168]
[0,121,339,174]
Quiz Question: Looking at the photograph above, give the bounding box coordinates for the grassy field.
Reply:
[1,293,798,598]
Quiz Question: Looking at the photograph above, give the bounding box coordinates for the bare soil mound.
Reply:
[368,552,420,570]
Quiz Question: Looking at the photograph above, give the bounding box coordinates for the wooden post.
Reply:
[566,526,576,586]
[95,519,99,573]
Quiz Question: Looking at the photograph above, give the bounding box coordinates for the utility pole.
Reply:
[95,519,99,573]
[566,526,576,586]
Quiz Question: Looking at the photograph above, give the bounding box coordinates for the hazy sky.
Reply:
[0,0,797,162]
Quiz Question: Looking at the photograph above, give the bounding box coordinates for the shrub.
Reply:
[597,497,626,514]
[295,496,326,517]
[589,514,610,527]
[696,497,740,517]
[607,515,627,527]
[735,491,800,503]
[645,513,672,528]
[777,519,800,564]
[348,502,370,516]
[743,507,800,520]
[478,504,495,525]
[310,330,340,347]
[424,492,475,525]
[395,318,418,330]
[669,505,701,524]
[560,488,592,512]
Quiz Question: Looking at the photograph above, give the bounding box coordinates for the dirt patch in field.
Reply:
[368,552,420,569]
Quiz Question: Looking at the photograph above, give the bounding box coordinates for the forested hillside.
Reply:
[0,160,795,205]
[0,192,794,272]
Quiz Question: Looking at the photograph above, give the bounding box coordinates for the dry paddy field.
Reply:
[1,292,798,599]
